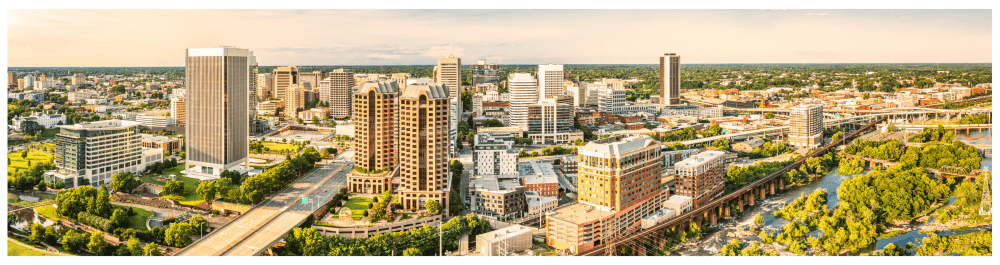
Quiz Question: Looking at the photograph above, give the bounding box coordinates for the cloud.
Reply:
[367,53,401,59]
[760,9,791,11]
[422,46,464,58]
[804,13,829,17]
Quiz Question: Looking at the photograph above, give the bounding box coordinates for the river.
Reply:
[675,131,992,256]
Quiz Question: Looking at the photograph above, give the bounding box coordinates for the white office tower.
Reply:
[450,96,461,157]
[584,82,608,107]
[537,64,564,101]
[184,47,254,180]
[508,73,539,131]
[565,84,587,108]
[597,88,625,113]
[660,53,681,105]
[789,104,824,148]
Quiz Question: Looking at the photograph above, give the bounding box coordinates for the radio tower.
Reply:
[980,173,991,216]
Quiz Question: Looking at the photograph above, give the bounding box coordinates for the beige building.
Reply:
[390,73,410,90]
[674,150,726,208]
[256,73,273,100]
[435,55,462,98]
[398,84,451,212]
[284,84,303,120]
[323,69,355,119]
[547,134,667,255]
[297,107,329,122]
[660,53,681,105]
[476,225,534,256]
[184,47,253,180]
[272,66,298,104]
[170,97,186,126]
[538,64,565,100]
[298,71,323,89]
[348,81,400,194]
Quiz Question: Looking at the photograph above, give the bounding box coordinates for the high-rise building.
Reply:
[565,84,587,108]
[51,120,145,187]
[299,71,323,90]
[272,66,298,103]
[547,134,668,254]
[22,74,35,89]
[527,98,581,144]
[674,150,726,207]
[472,59,500,89]
[435,55,461,98]
[660,53,681,105]
[398,84,451,212]
[170,97,186,126]
[508,73,538,131]
[256,73,273,100]
[184,47,253,180]
[324,69,355,119]
[8,72,17,90]
[449,96,461,157]
[537,64,565,101]
[597,88,626,113]
[249,63,259,134]
[71,73,86,86]
[347,81,400,194]
[472,132,518,176]
[789,104,824,148]
[284,84,302,119]
[391,73,410,90]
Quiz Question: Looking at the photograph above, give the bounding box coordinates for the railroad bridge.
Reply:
[577,117,887,256]
[839,152,986,181]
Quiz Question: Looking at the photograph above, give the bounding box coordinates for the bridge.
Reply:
[576,117,886,256]
[175,162,352,256]
[675,114,880,146]
[839,152,985,181]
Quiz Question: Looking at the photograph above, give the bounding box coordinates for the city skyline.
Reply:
[8,9,992,67]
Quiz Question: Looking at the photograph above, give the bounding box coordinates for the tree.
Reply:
[189,215,208,234]
[29,223,46,244]
[143,243,162,256]
[197,180,217,202]
[19,120,45,136]
[110,172,140,193]
[162,180,184,196]
[36,179,47,191]
[296,117,304,124]
[312,116,320,125]
[165,222,194,247]
[62,230,87,253]
[402,247,422,256]
[88,187,113,217]
[124,237,144,256]
[88,231,110,255]
[179,152,186,159]
[425,200,441,215]
[110,208,130,230]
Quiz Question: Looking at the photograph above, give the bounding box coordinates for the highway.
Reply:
[175,161,352,256]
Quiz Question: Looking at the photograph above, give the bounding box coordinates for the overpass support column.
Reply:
[748,193,755,206]
[770,181,776,195]
[710,211,718,227]
[759,187,766,200]
[634,243,647,256]
[724,204,731,217]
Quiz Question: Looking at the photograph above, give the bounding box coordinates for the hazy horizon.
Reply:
[9,10,992,67]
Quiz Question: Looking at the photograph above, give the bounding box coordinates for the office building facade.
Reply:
[789,104,824,148]
[184,47,253,179]
[398,84,451,212]
[435,55,462,98]
[538,64,565,101]
[324,69,355,119]
[52,120,143,187]
[660,53,681,105]
[272,66,298,104]
[472,132,519,176]
[508,73,538,131]
[674,151,726,208]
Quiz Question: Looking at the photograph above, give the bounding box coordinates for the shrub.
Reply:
[78,212,113,231]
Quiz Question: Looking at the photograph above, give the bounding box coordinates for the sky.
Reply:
[6,9,992,67]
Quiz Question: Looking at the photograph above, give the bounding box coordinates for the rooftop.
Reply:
[476,225,534,244]
[57,119,142,131]
[578,134,656,157]
[402,84,449,99]
[548,202,614,225]
[675,151,726,168]
[355,81,399,94]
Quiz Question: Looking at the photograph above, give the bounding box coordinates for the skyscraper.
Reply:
[324,69,355,119]
[184,47,253,179]
[789,104,824,148]
[435,55,461,98]
[170,97,186,126]
[537,64,565,101]
[508,73,538,131]
[256,73,272,100]
[299,71,323,89]
[398,84,451,212]
[272,66,298,104]
[660,53,681,105]
[347,81,400,194]
[471,59,500,89]
[284,84,302,119]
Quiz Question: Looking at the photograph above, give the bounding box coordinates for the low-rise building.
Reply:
[469,176,527,220]
[12,112,66,130]
[475,225,534,256]
[522,174,559,197]
[525,191,558,218]
[141,135,182,153]
[560,155,578,174]
[732,137,765,152]
[674,151,726,208]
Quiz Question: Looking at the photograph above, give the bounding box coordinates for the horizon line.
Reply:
[8,62,994,68]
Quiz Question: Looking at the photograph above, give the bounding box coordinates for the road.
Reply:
[175,161,352,256]
[553,167,577,193]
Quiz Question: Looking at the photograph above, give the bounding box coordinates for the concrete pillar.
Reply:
[710,211,718,227]
[738,200,744,213]
[635,244,646,256]
[759,187,766,200]
[770,181,776,195]
[748,193,755,206]
[724,205,731,217]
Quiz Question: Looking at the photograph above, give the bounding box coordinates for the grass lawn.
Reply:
[261,141,298,152]
[35,205,64,221]
[8,128,60,146]
[112,205,153,231]
[344,197,373,220]
[139,164,206,206]
[7,150,55,172]
[8,192,57,208]
[7,239,62,256]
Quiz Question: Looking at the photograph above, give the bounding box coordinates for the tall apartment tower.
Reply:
[284,84,302,119]
[675,151,726,207]
[398,84,451,212]
[184,47,253,179]
[537,64,565,101]
[249,63,259,134]
[8,72,17,90]
[170,97,186,126]
[324,69,355,119]
[660,53,681,105]
[256,73,273,100]
[346,81,401,194]
[577,134,665,211]
[508,73,539,131]
[353,81,400,172]
[472,132,518,176]
[272,66,298,104]
[435,55,462,98]
[789,104,824,148]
